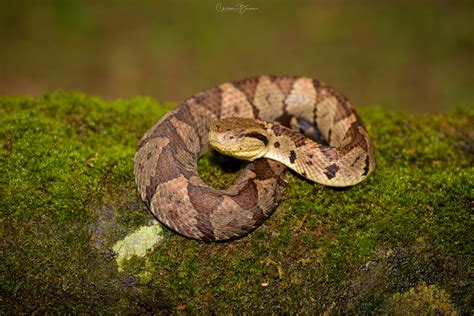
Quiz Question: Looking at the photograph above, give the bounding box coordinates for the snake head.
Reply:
[208,117,269,161]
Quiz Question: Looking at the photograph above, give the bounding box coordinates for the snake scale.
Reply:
[134,75,375,241]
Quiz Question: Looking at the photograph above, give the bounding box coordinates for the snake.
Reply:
[134,75,375,241]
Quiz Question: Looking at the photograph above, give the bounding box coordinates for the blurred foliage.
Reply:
[0,0,473,112]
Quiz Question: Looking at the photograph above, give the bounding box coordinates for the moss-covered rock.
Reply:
[1,92,472,313]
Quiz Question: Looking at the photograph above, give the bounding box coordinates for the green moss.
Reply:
[381,282,459,315]
[1,92,472,313]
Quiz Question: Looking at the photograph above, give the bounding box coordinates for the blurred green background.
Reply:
[0,0,472,113]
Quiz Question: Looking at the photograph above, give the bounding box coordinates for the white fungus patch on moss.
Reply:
[113,222,164,271]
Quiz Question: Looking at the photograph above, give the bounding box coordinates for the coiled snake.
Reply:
[134,75,375,241]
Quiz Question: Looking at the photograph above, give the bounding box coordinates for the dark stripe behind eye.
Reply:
[242,132,268,145]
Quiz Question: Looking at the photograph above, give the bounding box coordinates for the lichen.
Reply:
[113,222,164,272]
[1,92,472,313]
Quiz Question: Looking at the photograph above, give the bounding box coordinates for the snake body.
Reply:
[134,75,375,241]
